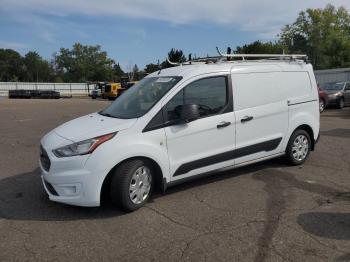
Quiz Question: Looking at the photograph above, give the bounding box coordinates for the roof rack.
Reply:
[166,47,308,66]
[216,47,308,61]
[166,56,222,66]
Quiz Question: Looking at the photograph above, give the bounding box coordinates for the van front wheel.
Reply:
[110,159,154,212]
[285,129,311,165]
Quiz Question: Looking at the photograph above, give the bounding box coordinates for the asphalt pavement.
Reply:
[0,98,349,262]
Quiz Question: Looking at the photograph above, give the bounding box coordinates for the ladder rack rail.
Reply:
[215,47,307,60]
[166,56,221,66]
[166,47,308,66]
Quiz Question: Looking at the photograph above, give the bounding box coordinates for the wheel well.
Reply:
[294,124,315,151]
[100,157,164,204]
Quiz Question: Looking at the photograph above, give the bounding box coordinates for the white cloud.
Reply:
[0,41,28,50]
[1,0,350,39]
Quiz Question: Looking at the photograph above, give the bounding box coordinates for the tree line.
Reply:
[0,4,349,83]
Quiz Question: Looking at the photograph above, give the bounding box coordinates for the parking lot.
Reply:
[0,98,349,262]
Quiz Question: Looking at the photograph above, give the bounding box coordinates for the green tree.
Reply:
[144,63,160,74]
[235,41,287,54]
[162,48,186,68]
[54,43,115,82]
[280,4,350,69]
[112,63,125,82]
[23,51,53,82]
[0,49,24,81]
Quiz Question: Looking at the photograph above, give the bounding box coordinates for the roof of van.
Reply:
[147,61,313,79]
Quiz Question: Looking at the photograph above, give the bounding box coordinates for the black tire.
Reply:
[338,98,344,109]
[285,129,311,166]
[110,159,154,212]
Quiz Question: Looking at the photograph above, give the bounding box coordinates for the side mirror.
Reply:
[179,104,200,123]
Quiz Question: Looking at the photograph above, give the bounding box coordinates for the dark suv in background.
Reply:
[321,81,350,109]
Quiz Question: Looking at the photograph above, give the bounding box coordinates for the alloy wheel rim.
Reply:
[129,166,152,204]
[292,135,309,161]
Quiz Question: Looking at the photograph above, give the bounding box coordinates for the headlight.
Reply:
[53,132,116,157]
[330,92,342,97]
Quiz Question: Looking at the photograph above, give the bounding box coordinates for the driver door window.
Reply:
[164,76,228,121]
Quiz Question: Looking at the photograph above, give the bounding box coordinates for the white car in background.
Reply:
[40,53,320,212]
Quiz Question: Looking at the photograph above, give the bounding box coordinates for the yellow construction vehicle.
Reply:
[101,82,124,100]
[119,77,138,96]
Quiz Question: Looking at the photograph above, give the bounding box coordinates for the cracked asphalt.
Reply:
[0,98,350,262]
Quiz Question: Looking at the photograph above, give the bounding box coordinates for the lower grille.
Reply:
[44,180,58,196]
[40,145,51,172]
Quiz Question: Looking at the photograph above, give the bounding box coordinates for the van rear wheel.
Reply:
[286,129,311,165]
[110,159,154,212]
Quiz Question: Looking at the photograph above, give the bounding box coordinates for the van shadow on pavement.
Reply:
[0,159,286,222]
[0,168,124,221]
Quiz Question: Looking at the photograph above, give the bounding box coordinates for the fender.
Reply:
[84,130,170,202]
[283,106,319,151]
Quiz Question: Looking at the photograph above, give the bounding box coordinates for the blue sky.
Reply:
[0,0,349,71]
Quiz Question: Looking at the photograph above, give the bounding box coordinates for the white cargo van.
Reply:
[39,52,320,211]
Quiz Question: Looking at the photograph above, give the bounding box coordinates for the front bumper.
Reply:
[327,96,341,105]
[39,158,103,207]
[39,131,108,207]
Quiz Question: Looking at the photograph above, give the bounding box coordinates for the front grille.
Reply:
[40,145,51,172]
[43,179,58,196]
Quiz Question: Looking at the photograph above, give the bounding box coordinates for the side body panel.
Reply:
[231,68,289,164]
[282,65,320,150]
[161,72,236,181]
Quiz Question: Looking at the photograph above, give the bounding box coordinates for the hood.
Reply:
[41,130,73,151]
[53,112,137,142]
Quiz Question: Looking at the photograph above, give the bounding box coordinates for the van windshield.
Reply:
[99,76,181,119]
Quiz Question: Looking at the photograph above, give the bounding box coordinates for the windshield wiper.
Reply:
[98,111,117,118]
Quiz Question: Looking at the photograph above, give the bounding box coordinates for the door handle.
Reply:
[217,121,231,129]
[241,116,253,123]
